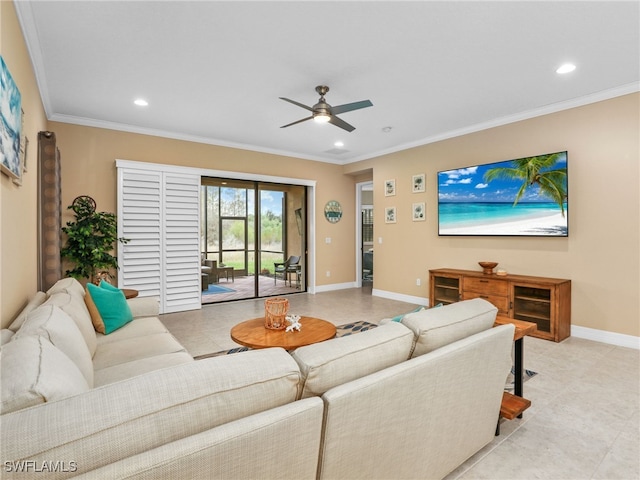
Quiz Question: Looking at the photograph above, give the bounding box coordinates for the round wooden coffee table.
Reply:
[230,316,336,350]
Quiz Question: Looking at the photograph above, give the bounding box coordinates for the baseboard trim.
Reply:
[314,282,357,293]
[571,325,640,350]
[371,289,428,307]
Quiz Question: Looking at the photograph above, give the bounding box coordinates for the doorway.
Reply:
[200,178,307,303]
[357,181,374,289]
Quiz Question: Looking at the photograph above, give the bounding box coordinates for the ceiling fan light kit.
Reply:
[280,85,373,132]
[313,113,331,123]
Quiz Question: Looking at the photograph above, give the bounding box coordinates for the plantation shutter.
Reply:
[118,168,163,298]
[163,173,201,313]
[117,165,201,314]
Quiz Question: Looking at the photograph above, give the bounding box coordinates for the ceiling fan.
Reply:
[280,85,373,132]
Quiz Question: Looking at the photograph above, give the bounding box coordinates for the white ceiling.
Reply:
[15,1,640,164]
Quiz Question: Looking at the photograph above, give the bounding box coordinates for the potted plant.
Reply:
[61,195,129,284]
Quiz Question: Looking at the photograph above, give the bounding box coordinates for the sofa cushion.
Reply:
[291,322,414,399]
[401,298,498,358]
[44,291,97,356]
[94,352,194,386]
[86,283,133,334]
[96,316,169,346]
[125,296,160,319]
[1,329,14,345]
[7,291,48,332]
[1,336,90,414]
[46,277,86,297]
[92,331,189,370]
[14,305,94,387]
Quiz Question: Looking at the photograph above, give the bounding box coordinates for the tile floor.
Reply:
[161,287,639,480]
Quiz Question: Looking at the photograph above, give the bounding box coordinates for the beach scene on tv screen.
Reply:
[438,151,568,236]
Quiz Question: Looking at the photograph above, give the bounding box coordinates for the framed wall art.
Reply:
[412,174,425,193]
[384,179,396,196]
[385,206,396,224]
[0,56,23,182]
[412,202,425,221]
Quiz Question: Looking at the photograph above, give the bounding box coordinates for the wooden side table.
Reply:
[230,317,336,350]
[493,315,536,435]
[121,288,139,299]
[494,316,536,398]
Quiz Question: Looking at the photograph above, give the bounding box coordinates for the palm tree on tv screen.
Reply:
[483,153,567,216]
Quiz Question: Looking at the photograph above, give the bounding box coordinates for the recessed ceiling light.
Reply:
[334,141,344,147]
[134,98,149,106]
[556,63,576,74]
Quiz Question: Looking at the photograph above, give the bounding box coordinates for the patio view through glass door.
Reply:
[200,178,306,304]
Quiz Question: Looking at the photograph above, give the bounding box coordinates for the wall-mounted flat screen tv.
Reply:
[438,151,568,237]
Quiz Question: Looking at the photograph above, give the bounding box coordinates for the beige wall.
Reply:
[346,93,640,337]
[0,1,49,326]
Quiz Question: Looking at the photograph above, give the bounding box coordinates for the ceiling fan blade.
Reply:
[328,115,356,132]
[280,116,313,128]
[330,100,373,115]
[279,97,313,112]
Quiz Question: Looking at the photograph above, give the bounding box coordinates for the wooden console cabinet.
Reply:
[429,268,571,342]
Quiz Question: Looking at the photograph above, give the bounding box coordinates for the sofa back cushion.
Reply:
[401,298,498,358]
[1,330,14,345]
[14,305,94,387]
[7,291,48,332]
[43,291,97,356]
[46,277,86,298]
[1,336,90,414]
[291,322,414,399]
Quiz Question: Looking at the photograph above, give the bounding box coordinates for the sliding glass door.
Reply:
[200,178,306,303]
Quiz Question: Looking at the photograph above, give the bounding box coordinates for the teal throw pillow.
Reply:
[99,280,121,292]
[391,306,425,322]
[86,283,133,334]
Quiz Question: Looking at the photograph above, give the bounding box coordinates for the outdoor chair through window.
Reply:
[202,255,217,286]
[274,255,300,286]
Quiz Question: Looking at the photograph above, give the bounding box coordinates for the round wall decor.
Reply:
[71,195,96,215]
[324,200,343,223]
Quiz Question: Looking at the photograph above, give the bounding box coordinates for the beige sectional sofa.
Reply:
[1,278,514,480]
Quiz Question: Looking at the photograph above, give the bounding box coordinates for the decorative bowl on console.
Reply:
[478,261,498,275]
